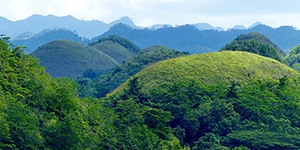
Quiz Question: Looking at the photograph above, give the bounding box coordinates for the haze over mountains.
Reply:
[97,23,300,54]
[5,13,300,149]
[1,14,262,40]
[3,14,300,56]
[0,14,139,39]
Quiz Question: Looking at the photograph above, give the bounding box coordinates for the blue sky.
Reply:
[1,0,300,29]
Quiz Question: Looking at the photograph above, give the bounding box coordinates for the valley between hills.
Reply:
[2,15,300,149]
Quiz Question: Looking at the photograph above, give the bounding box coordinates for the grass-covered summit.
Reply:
[89,35,141,63]
[77,46,186,98]
[110,50,300,149]
[113,51,298,94]
[139,45,173,53]
[284,44,300,72]
[221,32,286,62]
[31,40,119,78]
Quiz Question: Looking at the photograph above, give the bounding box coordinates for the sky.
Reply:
[1,0,300,29]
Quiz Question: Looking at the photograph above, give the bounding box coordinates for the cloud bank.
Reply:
[1,0,300,29]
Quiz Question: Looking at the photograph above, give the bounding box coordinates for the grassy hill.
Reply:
[235,32,286,57]
[113,51,298,95]
[139,45,173,53]
[284,44,300,72]
[5,35,300,149]
[92,41,136,63]
[221,32,286,62]
[77,47,186,98]
[31,40,119,78]
[90,35,141,63]
[110,50,300,149]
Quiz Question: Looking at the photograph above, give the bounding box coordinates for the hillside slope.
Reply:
[113,51,298,94]
[109,50,300,149]
[139,45,173,53]
[90,35,140,63]
[236,32,286,57]
[221,32,286,60]
[77,46,185,98]
[31,40,119,78]
[284,44,300,72]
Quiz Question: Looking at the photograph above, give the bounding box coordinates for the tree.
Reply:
[224,131,300,149]
[193,133,224,150]
[0,91,14,149]
[114,99,162,149]
[221,36,282,62]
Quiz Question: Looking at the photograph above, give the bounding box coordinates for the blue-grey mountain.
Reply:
[95,23,300,54]
[0,14,137,39]
[13,29,89,54]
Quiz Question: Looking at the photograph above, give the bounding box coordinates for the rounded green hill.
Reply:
[113,51,298,94]
[31,40,119,78]
[284,44,300,72]
[139,45,174,53]
[78,46,185,98]
[92,41,135,63]
[235,32,285,57]
[89,35,141,63]
[221,32,286,62]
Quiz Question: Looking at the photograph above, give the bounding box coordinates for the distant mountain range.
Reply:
[0,14,139,39]
[96,23,300,54]
[3,14,300,54]
[1,14,263,40]
[13,29,89,54]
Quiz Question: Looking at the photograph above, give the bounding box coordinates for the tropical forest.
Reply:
[2,15,300,150]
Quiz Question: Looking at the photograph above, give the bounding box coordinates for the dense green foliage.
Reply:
[108,73,300,149]
[77,47,185,98]
[0,36,185,149]
[31,40,119,78]
[4,33,300,149]
[106,51,300,149]
[284,44,300,72]
[230,32,286,57]
[221,32,284,62]
[0,36,88,149]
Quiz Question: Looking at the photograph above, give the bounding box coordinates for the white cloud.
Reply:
[1,0,300,28]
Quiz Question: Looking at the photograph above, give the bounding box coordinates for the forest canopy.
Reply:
[2,34,300,149]
[221,32,284,62]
